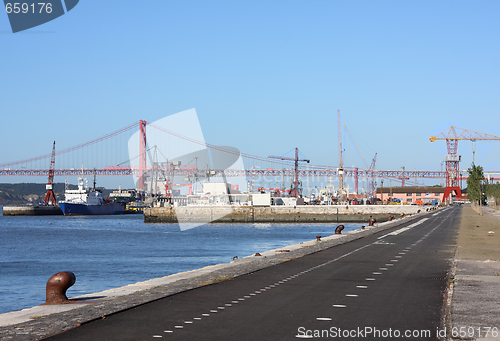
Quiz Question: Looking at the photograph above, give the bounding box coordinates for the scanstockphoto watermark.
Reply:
[296,326,443,339]
[3,0,79,33]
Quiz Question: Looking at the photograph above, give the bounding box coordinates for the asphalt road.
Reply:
[44,207,460,341]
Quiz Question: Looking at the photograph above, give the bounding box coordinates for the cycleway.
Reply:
[44,207,459,341]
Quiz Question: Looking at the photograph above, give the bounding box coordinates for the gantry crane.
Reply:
[44,141,57,206]
[268,148,310,197]
[430,126,500,202]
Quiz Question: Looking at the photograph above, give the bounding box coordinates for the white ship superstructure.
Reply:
[62,176,103,205]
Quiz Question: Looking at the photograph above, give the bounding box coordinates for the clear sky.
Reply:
[1,1,499,189]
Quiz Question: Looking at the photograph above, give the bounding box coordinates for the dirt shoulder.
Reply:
[450,206,500,341]
[456,205,500,261]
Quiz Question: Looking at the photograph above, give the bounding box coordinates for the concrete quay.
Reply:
[0,209,433,341]
[2,206,63,216]
[144,204,425,223]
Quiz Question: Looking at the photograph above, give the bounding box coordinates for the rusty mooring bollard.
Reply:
[361,225,365,230]
[400,213,405,218]
[335,225,344,234]
[388,215,394,221]
[316,235,322,241]
[369,218,376,226]
[417,209,421,213]
[43,271,76,305]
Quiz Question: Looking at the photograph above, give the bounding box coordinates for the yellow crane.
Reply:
[430,126,500,202]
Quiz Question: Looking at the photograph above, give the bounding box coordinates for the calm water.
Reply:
[0,209,360,314]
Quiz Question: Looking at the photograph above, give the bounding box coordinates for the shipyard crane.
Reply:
[344,125,378,195]
[430,126,500,202]
[336,110,349,202]
[268,148,310,197]
[368,153,377,195]
[44,141,57,206]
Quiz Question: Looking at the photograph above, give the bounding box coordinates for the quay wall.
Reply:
[2,206,63,216]
[144,205,425,223]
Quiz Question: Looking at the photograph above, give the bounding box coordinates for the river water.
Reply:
[0,209,360,315]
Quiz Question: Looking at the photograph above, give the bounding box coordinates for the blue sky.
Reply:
[1,1,499,189]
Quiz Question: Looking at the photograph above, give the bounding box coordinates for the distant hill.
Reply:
[0,183,122,206]
[0,183,68,206]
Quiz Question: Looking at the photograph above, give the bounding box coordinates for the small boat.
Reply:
[59,172,126,216]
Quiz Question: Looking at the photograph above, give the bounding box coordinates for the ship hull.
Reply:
[59,202,126,215]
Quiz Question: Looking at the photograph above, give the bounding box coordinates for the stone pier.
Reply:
[144,205,426,223]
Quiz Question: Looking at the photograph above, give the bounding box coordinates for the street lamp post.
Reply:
[381,179,384,204]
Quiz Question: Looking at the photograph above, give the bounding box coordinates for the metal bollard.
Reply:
[335,225,344,234]
[316,235,322,241]
[388,215,394,221]
[42,271,76,305]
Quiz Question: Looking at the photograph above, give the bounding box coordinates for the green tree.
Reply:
[466,163,484,204]
[485,182,500,206]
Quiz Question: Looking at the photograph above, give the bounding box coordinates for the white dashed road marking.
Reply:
[156,217,447,338]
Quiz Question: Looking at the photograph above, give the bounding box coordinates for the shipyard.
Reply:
[2,1,500,341]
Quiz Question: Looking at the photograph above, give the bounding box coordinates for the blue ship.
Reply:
[59,201,126,215]
[59,172,126,216]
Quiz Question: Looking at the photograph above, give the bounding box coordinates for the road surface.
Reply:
[45,207,459,340]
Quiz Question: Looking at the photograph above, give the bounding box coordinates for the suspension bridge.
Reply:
[0,120,496,194]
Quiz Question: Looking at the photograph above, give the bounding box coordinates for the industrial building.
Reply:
[375,186,445,204]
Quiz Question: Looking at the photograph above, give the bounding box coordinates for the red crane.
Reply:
[44,141,57,206]
[268,148,310,197]
[430,126,500,202]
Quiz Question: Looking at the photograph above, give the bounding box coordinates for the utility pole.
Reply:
[380,179,384,204]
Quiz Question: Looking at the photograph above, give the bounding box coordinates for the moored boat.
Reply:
[59,172,126,216]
